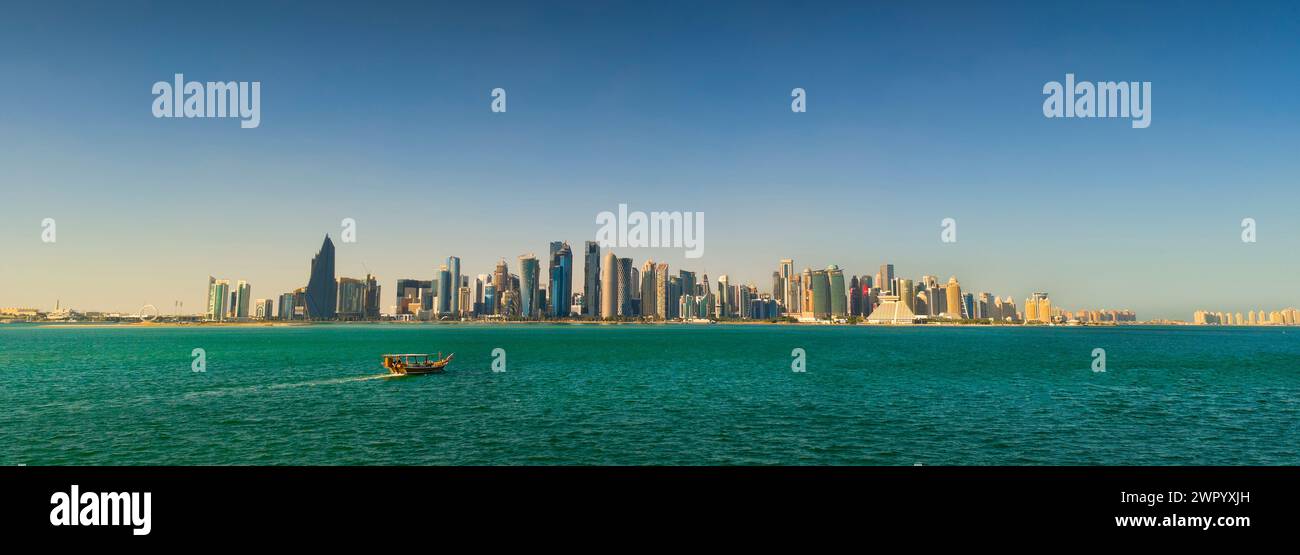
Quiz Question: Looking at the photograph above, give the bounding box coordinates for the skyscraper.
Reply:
[779,258,794,309]
[206,277,229,322]
[849,276,861,316]
[640,259,657,317]
[519,254,540,319]
[944,277,962,319]
[811,269,831,319]
[654,263,669,320]
[234,280,251,319]
[337,277,366,319]
[446,256,461,315]
[827,265,846,318]
[898,278,914,314]
[484,283,497,316]
[679,270,697,300]
[879,264,895,295]
[800,269,813,317]
[617,257,633,316]
[549,242,572,318]
[363,274,381,320]
[583,241,601,318]
[492,259,509,314]
[717,274,730,317]
[305,235,337,320]
[277,291,296,321]
[600,251,619,318]
[437,264,451,315]
[473,274,488,315]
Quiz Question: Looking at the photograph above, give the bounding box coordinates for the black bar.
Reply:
[2,466,1283,542]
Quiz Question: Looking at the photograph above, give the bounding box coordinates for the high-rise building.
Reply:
[640,260,657,317]
[1025,292,1050,323]
[492,259,509,314]
[827,265,847,318]
[778,259,795,309]
[305,235,337,320]
[458,286,471,317]
[206,277,230,322]
[944,277,963,319]
[473,275,489,315]
[717,274,730,317]
[771,271,782,306]
[811,269,831,319]
[519,254,541,319]
[600,251,619,318]
[654,263,669,320]
[363,274,381,319]
[446,256,461,315]
[583,241,601,318]
[395,279,429,315]
[255,298,274,320]
[680,270,697,301]
[277,291,296,321]
[548,242,572,318]
[499,289,518,318]
[484,283,497,316]
[234,280,251,319]
[799,269,814,317]
[617,257,633,316]
[337,277,366,319]
[849,276,861,316]
[437,264,452,315]
[879,264,895,295]
[980,292,995,321]
[897,278,914,314]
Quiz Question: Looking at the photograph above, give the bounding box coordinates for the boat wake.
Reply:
[183,374,392,400]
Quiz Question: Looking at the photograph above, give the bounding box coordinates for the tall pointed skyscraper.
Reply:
[305,235,337,320]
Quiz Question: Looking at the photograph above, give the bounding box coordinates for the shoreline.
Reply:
[6,320,1294,329]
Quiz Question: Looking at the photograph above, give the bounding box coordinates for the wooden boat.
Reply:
[382,353,454,375]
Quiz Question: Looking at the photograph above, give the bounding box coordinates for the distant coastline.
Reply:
[7,319,1291,329]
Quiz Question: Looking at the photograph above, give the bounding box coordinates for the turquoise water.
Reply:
[1,324,1297,465]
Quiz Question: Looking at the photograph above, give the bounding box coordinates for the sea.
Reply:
[1,323,1296,465]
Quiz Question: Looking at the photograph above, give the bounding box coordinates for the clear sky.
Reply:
[2,0,1298,319]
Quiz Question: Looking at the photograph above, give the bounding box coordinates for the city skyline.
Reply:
[18,231,1153,323]
[6,228,1296,323]
[3,2,1300,319]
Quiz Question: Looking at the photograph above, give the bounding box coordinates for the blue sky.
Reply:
[2,0,1298,319]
